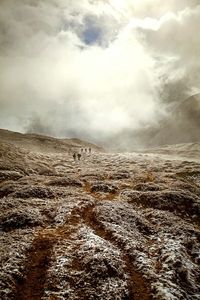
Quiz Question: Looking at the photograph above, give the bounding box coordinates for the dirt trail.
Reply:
[13,216,74,299]
[14,180,152,300]
[83,206,152,300]
[15,235,55,300]
[14,197,93,300]
[82,183,153,300]
[1,134,200,300]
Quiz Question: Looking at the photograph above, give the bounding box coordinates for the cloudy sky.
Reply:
[0,0,199,142]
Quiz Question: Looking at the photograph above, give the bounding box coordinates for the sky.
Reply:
[0,0,200,144]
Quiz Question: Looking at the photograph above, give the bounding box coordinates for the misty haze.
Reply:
[0,1,200,300]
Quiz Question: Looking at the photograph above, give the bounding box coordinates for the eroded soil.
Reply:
[0,142,200,299]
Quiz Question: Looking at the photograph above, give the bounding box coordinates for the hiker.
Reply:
[85,148,87,153]
[81,148,84,153]
[89,147,91,153]
[77,153,81,161]
[73,153,76,161]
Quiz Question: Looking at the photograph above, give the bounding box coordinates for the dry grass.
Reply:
[0,138,200,300]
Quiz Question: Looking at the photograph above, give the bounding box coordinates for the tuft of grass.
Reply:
[145,172,155,183]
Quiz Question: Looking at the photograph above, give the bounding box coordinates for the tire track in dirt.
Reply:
[82,182,152,300]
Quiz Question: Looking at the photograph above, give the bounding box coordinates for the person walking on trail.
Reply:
[77,153,81,161]
[85,148,87,153]
[81,148,84,153]
[89,147,91,154]
[73,153,76,161]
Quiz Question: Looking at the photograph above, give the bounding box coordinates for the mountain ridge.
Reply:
[0,128,103,154]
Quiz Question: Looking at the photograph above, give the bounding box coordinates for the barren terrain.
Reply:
[0,130,200,300]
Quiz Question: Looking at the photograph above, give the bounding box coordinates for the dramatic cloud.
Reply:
[0,0,199,145]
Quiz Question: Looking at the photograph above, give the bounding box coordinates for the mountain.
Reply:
[0,128,103,153]
[105,93,200,151]
[151,93,200,146]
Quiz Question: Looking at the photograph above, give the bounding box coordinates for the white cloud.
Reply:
[0,0,199,143]
[138,5,200,98]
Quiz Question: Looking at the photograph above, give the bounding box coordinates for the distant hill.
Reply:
[0,129,103,154]
[142,142,200,161]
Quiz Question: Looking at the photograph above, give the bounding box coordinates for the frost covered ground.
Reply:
[0,133,200,300]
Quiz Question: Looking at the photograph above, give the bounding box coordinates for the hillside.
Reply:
[142,142,200,161]
[150,93,200,146]
[0,129,103,154]
[0,130,200,300]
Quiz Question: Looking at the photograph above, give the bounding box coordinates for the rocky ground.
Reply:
[0,135,200,300]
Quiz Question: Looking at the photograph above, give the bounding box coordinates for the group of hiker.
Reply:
[72,147,92,161]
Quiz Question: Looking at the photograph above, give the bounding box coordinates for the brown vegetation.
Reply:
[0,133,200,299]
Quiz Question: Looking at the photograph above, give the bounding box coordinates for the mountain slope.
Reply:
[106,93,200,151]
[151,93,200,145]
[0,129,103,153]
